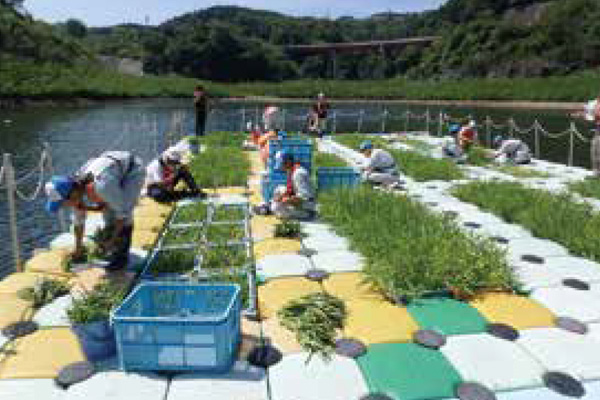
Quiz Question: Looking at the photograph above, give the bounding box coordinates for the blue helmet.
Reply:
[449,123,461,134]
[44,175,75,213]
[359,140,373,151]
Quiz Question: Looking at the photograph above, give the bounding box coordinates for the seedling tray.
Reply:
[198,242,251,270]
[160,226,203,247]
[171,201,209,225]
[204,221,249,244]
[209,203,249,223]
[141,248,199,281]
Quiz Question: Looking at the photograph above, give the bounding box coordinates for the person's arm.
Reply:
[72,208,87,256]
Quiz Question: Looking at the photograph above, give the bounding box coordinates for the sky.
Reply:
[24,0,448,27]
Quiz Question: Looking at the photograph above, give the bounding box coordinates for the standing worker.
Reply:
[492,136,532,165]
[457,118,477,154]
[358,140,401,187]
[44,151,145,270]
[311,93,330,138]
[144,148,205,202]
[193,85,209,137]
[263,104,282,132]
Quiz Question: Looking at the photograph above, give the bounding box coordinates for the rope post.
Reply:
[568,124,575,167]
[357,110,364,133]
[438,112,443,137]
[534,121,541,159]
[3,153,22,273]
[381,109,388,133]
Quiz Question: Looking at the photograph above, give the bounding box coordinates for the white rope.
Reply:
[570,124,591,143]
[14,150,49,201]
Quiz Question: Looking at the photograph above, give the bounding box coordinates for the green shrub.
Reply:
[319,187,514,301]
[452,181,600,261]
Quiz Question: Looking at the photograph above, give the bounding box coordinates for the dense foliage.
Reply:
[319,186,514,300]
[452,181,600,261]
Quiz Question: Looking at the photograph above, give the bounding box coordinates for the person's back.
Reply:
[291,164,314,203]
[367,148,397,172]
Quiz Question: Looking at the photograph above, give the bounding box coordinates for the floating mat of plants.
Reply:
[469,293,555,330]
[144,249,197,278]
[407,297,488,336]
[161,226,202,247]
[205,222,247,243]
[257,277,322,320]
[343,298,420,345]
[199,243,249,270]
[441,334,545,391]
[518,328,600,381]
[0,328,85,379]
[357,343,462,400]
[210,204,248,222]
[171,202,208,224]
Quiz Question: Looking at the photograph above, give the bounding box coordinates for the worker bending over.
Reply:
[45,151,145,270]
[145,148,204,202]
[492,136,532,165]
[358,140,400,187]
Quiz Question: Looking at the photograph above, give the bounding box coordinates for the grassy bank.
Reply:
[319,187,514,301]
[452,181,600,262]
[2,58,599,102]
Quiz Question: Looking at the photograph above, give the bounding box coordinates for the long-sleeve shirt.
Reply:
[365,149,397,173]
[291,165,314,201]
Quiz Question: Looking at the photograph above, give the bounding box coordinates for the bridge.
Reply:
[285,36,440,55]
[284,36,440,78]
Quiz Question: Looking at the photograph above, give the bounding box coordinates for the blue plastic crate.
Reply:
[261,172,287,203]
[317,167,361,192]
[113,282,241,373]
[268,139,313,173]
[267,153,312,173]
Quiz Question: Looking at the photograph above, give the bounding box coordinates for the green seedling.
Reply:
[278,292,346,363]
[162,227,201,247]
[149,250,197,276]
[205,223,246,243]
[66,282,126,325]
[18,277,71,309]
[274,219,303,238]
[211,206,247,222]
[173,203,208,224]
[200,244,248,269]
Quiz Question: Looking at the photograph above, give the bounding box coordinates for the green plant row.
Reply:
[569,179,600,201]
[335,134,464,182]
[452,181,600,262]
[319,186,514,301]
[188,144,250,188]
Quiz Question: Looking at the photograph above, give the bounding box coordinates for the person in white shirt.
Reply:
[263,104,282,131]
[492,136,532,165]
[254,150,316,220]
[44,151,145,270]
[145,148,204,202]
[358,140,400,186]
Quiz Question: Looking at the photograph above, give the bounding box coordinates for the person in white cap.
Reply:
[145,148,204,202]
[44,151,145,270]
[358,140,401,187]
[492,136,531,165]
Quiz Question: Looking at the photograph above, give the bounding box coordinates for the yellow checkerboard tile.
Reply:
[469,292,556,329]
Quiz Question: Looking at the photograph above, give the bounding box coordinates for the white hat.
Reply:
[318,92,324,98]
[163,149,182,164]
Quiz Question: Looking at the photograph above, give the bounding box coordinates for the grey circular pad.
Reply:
[335,338,367,358]
[2,321,38,339]
[521,254,545,264]
[487,323,519,341]
[555,317,588,334]
[55,361,95,389]
[305,269,330,282]
[562,278,590,291]
[543,371,585,397]
[247,345,282,368]
[456,382,497,400]
[414,330,446,349]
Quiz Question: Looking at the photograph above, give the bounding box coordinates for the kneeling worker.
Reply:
[492,136,532,165]
[45,151,145,270]
[145,148,204,202]
[358,140,400,187]
[255,150,316,220]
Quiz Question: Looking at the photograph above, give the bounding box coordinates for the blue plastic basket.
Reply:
[268,139,313,173]
[113,282,241,373]
[317,167,361,192]
[261,172,288,203]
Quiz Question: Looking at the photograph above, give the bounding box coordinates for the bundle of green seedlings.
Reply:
[452,181,600,261]
[568,179,600,201]
[210,205,248,222]
[172,202,208,224]
[18,277,71,309]
[188,143,250,188]
[200,243,248,269]
[67,281,127,325]
[274,219,303,238]
[205,223,247,243]
[335,134,464,182]
[319,186,515,301]
[161,226,202,247]
[148,249,197,276]
[278,292,346,362]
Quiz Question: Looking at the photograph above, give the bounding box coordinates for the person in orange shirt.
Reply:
[258,130,278,168]
[45,151,145,270]
[457,118,478,154]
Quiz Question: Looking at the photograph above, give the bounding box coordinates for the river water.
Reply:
[0,98,595,277]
